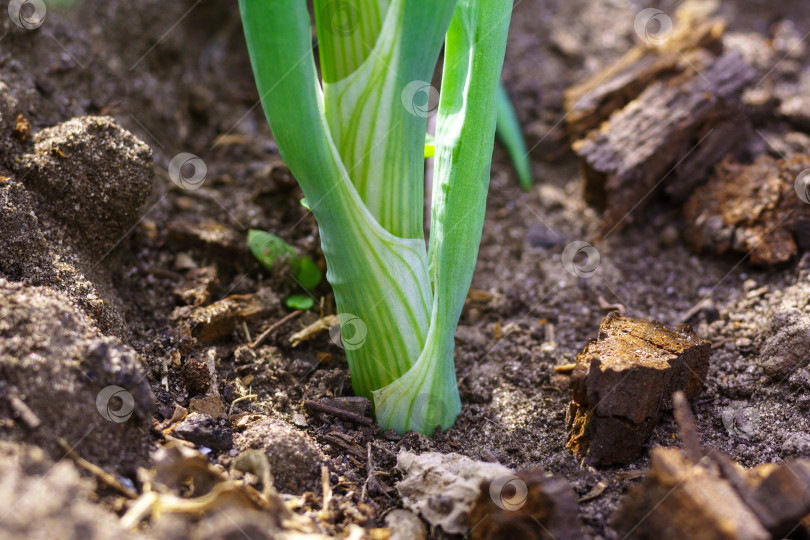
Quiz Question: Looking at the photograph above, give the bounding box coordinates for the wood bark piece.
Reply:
[563,6,763,233]
[468,468,584,540]
[616,391,810,540]
[683,154,810,266]
[572,49,755,231]
[745,460,810,537]
[173,289,280,343]
[565,314,710,466]
[564,15,725,140]
[615,447,771,540]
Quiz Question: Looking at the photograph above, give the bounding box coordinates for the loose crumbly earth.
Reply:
[0,0,808,539]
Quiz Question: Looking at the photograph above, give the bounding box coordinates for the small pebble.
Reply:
[173,413,233,451]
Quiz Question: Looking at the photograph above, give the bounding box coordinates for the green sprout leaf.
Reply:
[285,295,315,310]
[296,256,322,290]
[248,229,295,271]
[247,229,322,290]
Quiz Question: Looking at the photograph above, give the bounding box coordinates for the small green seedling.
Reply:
[248,229,322,309]
[285,294,315,311]
[240,0,513,434]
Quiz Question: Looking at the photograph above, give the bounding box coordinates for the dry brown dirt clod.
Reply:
[234,419,325,495]
[565,314,710,466]
[20,116,153,254]
[0,278,153,474]
[0,441,140,539]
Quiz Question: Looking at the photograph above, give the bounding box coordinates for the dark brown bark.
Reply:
[565,314,710,466]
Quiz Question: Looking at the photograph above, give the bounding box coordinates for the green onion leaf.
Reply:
[239,0,512,435]
[496,81,532,191]
[373,0,513,434]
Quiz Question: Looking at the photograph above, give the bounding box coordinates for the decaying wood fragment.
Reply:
[564,6,759,232]
[572,50,755,231]
[615,391,810,540]
[615,447,771,540]
[683,154,810,265]
[173,289,280,343]
[565,314,710,466]
[735,459,810,538]
[468,468,584,540]
[564,12,725,139]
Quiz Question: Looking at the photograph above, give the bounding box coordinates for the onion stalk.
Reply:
[239,0,512,434]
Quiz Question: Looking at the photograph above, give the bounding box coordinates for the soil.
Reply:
[0,0,808,539]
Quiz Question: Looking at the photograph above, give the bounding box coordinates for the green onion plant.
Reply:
[239,0,513,434]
